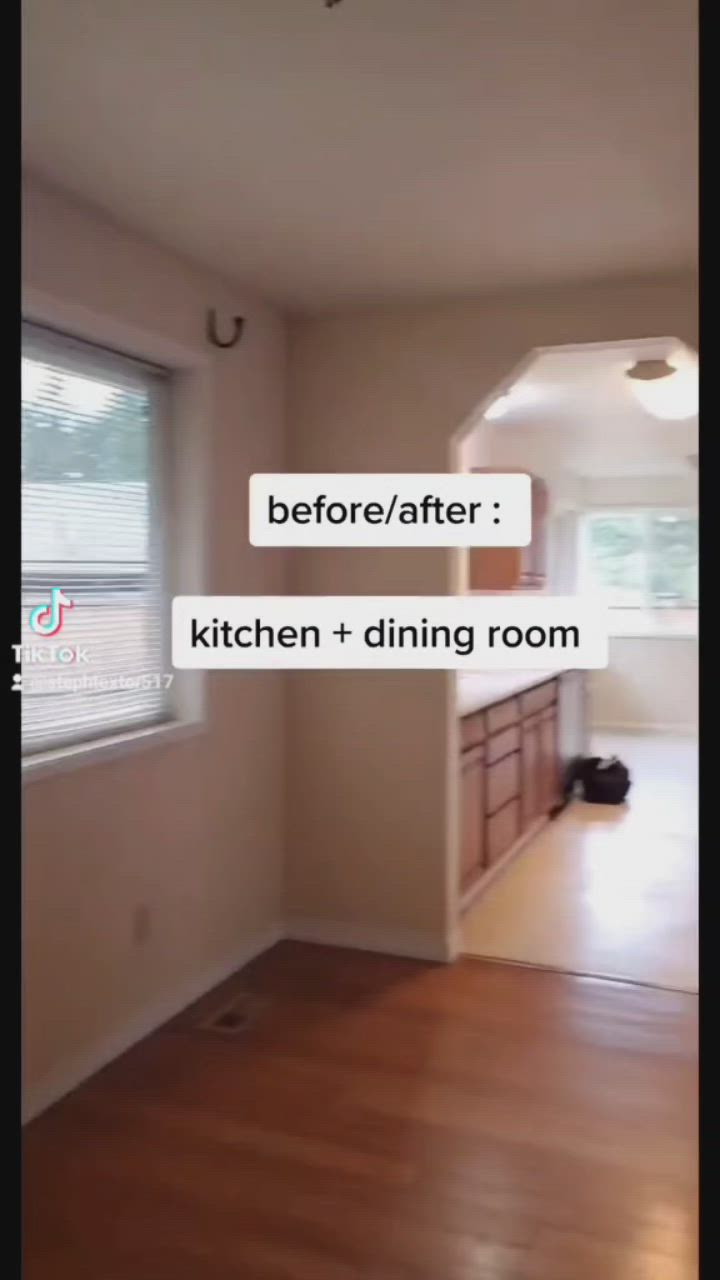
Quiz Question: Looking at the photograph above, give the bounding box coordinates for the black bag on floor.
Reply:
[575,755,631,805]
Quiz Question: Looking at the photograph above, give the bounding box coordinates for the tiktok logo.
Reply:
[29,587,74,637]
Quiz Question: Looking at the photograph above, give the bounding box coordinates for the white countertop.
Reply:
[457,669,566,716]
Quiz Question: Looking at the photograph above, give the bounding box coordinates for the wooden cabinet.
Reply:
[486,697,520,735]
[468,545,523,592]
[521,681,556,718]
[539,707,561,813]
[460,743,486,891]
[468,472,549,592]
[460,676,572,901]
[460,710,486,752]
[521,702,559,831]
[487,751,520,815]
[521,712,542,831]
[519,477,548,589]
[487,724,520,764]
[487,799,520,866]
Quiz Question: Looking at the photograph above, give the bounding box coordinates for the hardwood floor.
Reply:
[23,942,698,1279]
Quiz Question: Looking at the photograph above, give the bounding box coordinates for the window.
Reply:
[579,509,698,637]
[21,323,174,756]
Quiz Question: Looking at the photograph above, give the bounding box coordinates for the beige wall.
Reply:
[21,182,698,1112]
[590,640,698,733]
[286,275,698,958]
[22,176,287,1117]
[584,474,698,732]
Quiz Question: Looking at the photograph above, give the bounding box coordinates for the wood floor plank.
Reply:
[23,942,698,1279]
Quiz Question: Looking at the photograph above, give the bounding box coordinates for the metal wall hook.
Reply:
[206,309,245,349]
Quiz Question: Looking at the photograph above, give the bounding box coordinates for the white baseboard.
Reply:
[592,721,697,735]
[285,916,453,964]
[22,922,283,1126]
[23,916,454,1125]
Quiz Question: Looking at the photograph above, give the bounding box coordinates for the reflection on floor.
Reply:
[23,943,698,1280]
[462,733,698,992]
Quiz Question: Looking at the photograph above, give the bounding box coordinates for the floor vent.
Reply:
[199,991,265,1035]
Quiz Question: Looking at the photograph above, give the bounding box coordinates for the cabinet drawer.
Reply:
[487,751,520,815]
[487,799,521,865]
[486,697,520,735]
[486,724,520,764]
[460,710,486,751]
[521,680,557,717]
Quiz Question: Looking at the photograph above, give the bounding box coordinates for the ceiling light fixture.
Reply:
[483,383,538,422]
[625,358,698,421]
[484,393,511,421]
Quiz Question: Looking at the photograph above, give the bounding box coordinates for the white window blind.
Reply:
[21,323,173,755]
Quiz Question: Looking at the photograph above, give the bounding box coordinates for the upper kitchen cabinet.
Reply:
[468,472,548,592]
[519,474,548,588]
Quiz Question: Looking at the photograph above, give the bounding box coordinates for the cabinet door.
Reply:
[539,708,561,812]
[460,745,486,891]
[487,799,521,866]
[520,477,549,588]
[521,716,542,830]
[468,470,548,591]
[468,546,522,591]
[487,751,520,815]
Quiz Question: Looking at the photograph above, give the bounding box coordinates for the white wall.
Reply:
[21,189,698,1115]
[468,415,698,733]
[22,175,287,1119]
[287,274,697,961]
[590,638,697,732]
[580,473,698,508]
[582,475,698,731]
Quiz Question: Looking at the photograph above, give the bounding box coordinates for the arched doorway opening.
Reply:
[446,336,698,992]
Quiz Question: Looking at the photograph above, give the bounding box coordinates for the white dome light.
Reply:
[483,383,538,422]
[484,393,511,420]
[625,358,698,421]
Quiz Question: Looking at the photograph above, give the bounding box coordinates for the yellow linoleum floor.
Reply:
[462,732,698,992]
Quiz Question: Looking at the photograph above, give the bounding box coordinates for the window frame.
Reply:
[578,506,698,638]
[21,313,208,779]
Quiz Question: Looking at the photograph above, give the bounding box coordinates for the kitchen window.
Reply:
[579,509,698,637]
[21,322,175,757]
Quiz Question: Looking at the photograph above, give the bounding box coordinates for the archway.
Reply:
[445,336,698,987]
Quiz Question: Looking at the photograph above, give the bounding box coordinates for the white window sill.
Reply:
[609,631,697,641]
[21,718,206,783]
[603,608,697,641]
